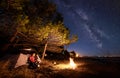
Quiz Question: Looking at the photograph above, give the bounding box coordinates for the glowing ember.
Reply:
[69,58,76,69]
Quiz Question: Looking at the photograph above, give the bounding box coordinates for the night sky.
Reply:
[50,0,120,56]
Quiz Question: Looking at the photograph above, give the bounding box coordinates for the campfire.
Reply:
[69,58,76,69]
[54,58,77,69]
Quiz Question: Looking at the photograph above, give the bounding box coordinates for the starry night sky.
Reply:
[50,0,120,56]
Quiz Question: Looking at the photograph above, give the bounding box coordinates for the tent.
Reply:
[14,48,37,68]
[0,48,40,68]
[14,53,30,68]
[0,52,30,69]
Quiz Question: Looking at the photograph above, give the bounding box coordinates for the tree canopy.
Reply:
[0,0,78,53]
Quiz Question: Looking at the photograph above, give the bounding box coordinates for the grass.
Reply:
[0,55,120,78]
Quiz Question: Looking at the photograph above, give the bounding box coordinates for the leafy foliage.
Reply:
[0,0,78,48]
[36,22,70,45]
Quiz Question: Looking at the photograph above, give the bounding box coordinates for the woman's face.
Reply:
[32,53,35,56]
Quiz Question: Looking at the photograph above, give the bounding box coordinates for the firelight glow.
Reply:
[23,48,32,51]
[54,58,77,69]
[69,58,76,69]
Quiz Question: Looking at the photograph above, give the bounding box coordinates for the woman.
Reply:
[28,53,37,69]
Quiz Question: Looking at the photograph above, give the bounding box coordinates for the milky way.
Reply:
[50,0,120,56]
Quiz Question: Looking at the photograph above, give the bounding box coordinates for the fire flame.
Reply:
[53,58,77,69]
[69,58,76,69]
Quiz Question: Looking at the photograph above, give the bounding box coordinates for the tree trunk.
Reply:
[41,42,48,60]
[10,31,18,43]
[13,38,19,47]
